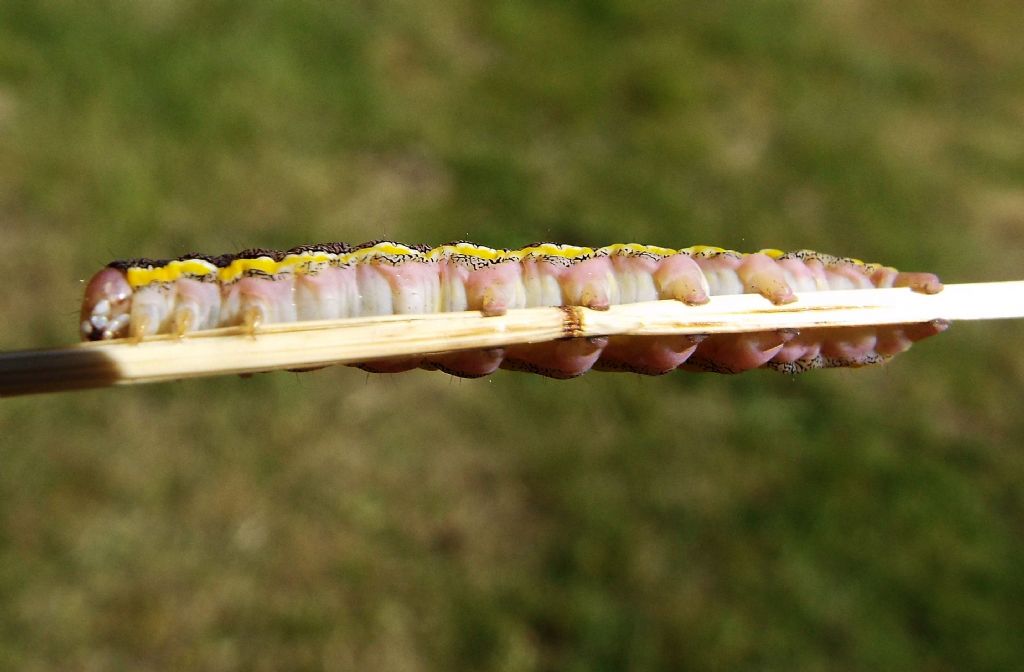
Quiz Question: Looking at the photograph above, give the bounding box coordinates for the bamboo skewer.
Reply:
[2,281,1022,397]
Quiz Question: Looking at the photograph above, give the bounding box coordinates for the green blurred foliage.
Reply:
[2,0,1024,669]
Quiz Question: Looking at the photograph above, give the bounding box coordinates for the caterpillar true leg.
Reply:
[126,283,175,342]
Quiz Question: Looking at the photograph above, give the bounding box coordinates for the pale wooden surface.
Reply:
[2,281,1021,397]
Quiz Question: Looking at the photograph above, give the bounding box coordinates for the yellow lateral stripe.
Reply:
[516,243,595,259]
[342,242,420,264]
[126,260,217,287]
[280,252,335,268]
[681,245,729,255]
[426,243,504,262]
[598,243,678,256]
[216,257,280,283]
[120,243,892,287]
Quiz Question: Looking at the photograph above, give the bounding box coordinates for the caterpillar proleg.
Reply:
[80,241,946,377]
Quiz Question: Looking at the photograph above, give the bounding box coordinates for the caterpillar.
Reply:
[80,241,947,377]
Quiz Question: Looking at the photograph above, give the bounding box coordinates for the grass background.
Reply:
[2,0,1024,669]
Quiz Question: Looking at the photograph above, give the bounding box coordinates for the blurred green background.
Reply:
[2,1,1024,669]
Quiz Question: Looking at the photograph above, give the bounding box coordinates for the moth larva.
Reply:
[80,241,946,377]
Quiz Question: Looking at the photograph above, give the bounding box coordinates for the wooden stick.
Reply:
[2,281,1022,397]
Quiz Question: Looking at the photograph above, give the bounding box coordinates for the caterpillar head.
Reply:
[80,268,133,341]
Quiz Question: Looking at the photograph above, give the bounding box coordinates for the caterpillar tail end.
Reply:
[80,268,133,342]
[895,272,944,295]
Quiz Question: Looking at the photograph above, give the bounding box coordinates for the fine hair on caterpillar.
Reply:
[79,240,946,378]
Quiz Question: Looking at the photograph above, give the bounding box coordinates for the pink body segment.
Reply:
[594,335,705,375]
[79,242,946,377]
[462,261,524,316]
[220,274,297,330]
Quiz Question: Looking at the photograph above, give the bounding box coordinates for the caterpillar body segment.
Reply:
[80,241,945,377]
